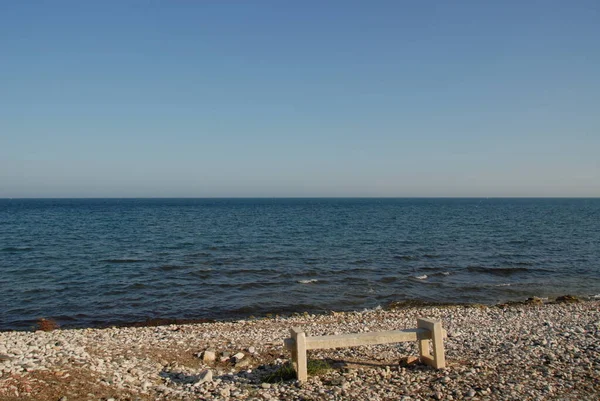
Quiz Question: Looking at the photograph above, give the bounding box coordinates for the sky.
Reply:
[1,1,599,197]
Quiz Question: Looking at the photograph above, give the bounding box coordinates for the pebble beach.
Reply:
[1,299,599,401]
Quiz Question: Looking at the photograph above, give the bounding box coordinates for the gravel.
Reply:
[1,301,599,400]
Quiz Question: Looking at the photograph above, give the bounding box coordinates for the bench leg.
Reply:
[417,318,446,369]
[418,337,431,360]
[290,327,308,382]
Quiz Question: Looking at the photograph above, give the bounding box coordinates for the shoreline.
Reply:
[1,300,598,400]
[3,293,596,333]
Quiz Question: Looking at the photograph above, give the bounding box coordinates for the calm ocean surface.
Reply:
[1,198,599,330]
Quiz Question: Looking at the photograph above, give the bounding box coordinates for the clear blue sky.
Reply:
[1,1,599,197]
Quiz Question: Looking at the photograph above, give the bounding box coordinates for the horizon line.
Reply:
[2,196,599,200]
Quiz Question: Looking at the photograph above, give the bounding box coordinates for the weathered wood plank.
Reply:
[305,328,431,350]
[417,318,446,369]
[290,327,308,382]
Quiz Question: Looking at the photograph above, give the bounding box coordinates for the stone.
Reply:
[202,350,216,362]
[261,382,271,389]
[193,369,213,386]
[400,356,420,366]
[235,358,252,368]
[556,295,580,303]
[526,297,544,305]
[248,346,256,354]
[233,352,245,361]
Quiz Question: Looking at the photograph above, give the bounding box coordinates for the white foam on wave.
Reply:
[441,272,450,276]
[495,283,512,287]
[298,279,318,284]
[415,275,428,280]
[594,294,600,299]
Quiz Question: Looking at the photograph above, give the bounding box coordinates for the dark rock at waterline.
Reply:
[555,295,581,304]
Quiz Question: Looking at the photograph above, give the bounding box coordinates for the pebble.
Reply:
[0,301,598,401]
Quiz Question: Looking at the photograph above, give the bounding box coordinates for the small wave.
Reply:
[379,276,397,283]
[415,275,428,280]
[103,258,145,264]
[156,265,191,272]
[429,271,451,277]
[2,246,33,252]
[187,252,212,257]
[298,279,318,284]
[494,283,512,287]
[593,294,600,299]
[350,259,371,265]
[421,269,451,276]
[466,266,529,276]
[125,283,148,290]
[394,255,417,261]
[422,254,441,259]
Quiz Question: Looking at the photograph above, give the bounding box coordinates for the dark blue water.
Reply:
[1,198,599,330]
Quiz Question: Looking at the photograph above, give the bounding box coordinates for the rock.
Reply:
[58,397,67,401]
[526,297,544,305]
[248,346,256,354]
[233,352,245,361]
[399,356,419,366]
[235,358,252,368]
[193,369,213,386]
[556,295,580,303]
[261,382,271,389]
[466,389,476,398]
[201,350,216,362]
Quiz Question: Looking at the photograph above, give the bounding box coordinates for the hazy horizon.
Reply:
[2,2,599,198]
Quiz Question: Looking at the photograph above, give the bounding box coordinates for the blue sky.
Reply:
[1,1,599,197]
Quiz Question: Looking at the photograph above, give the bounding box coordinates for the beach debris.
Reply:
[36,318,59,332]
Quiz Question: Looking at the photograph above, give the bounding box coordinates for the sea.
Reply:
[1,198,599,330]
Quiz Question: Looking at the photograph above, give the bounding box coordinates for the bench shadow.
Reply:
[324,357,432,371]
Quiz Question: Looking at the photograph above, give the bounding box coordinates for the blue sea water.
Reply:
[1,198,599,330]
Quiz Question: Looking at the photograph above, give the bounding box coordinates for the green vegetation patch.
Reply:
[262,359,332,383]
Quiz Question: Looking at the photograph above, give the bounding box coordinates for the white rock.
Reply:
[193,369,213,386]
[202,350,216,362]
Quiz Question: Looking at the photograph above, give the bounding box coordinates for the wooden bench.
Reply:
[284,318,446,381]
